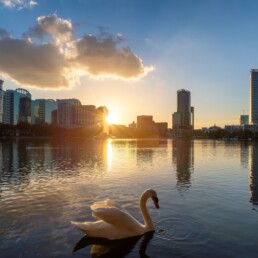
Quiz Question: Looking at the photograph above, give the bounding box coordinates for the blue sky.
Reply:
[0,0,258,128]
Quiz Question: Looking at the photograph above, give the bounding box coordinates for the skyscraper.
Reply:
[0,80,4,123]
[177,89,191,126]
[250,69,258,124]
[3,88,31,125]
[31,99,57,125]
[172,89,194,137]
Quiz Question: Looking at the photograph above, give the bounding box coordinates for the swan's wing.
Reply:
[91,199,128,213]
[92,207,142,229]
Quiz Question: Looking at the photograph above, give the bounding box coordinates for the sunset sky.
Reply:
[1,0,258,128]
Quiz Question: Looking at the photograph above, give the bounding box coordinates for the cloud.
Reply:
[25,14,73,45]
[0,0,37,9]
[0,28,9,38]
[0,38,70,88]
[0,14,153,89]
[73,33,152,79]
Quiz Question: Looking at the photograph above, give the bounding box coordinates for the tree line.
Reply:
[1,123,256,140]
[193,128,256,140]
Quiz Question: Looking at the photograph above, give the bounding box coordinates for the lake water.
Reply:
[0,138,258,257]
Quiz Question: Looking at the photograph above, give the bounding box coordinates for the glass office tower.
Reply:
[3,88,31,125]
[250,69,258,125]
[0,80,4,123]
[177,89,191,126]
[172,89,194,138]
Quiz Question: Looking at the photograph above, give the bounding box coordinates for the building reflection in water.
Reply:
[172,139,194,190]
[0,141,20,192]
[250,142,258,206]
[0,139,108,193]
[240,142,250,169]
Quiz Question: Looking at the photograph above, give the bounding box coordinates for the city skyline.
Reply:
[1,1,258,128]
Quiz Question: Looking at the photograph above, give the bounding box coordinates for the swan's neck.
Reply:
[140,191,154,231]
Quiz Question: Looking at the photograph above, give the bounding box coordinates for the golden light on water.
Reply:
[107,139,113,171]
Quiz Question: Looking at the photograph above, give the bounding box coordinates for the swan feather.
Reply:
[91,198,127,212]
[92,207,143,229]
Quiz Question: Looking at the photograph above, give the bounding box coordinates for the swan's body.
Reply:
[71,189,159,240]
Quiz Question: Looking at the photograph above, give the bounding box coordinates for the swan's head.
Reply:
[148,189,159,209]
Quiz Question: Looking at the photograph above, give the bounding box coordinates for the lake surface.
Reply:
[0,138,258,257]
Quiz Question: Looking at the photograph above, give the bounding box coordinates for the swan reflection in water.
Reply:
[73,231,154,257]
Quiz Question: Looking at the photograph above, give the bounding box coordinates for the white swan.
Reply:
[71,188,159,240]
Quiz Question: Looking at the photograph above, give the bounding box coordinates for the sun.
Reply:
[106,111,119,124]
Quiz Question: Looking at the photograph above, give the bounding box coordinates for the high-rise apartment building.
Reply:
[31,99,41,125]
[31,99,57,125]
[250,69,258,124]
[3,88,31,125]
[172,89,194,137]
[0,82,109,132]
[73,105,96,127]
[57,98,81,127]
[0,80,4,123]
[56,99,109,134]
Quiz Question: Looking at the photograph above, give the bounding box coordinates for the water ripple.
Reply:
[155,216,209,243]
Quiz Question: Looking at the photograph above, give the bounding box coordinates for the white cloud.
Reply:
[0,0,37,9]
